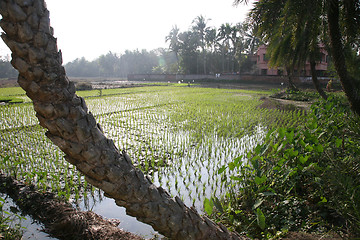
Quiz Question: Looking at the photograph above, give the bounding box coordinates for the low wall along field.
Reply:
[128,74,331,85]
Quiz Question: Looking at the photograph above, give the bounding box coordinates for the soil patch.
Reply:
[0,173,143,240]
[258,96,312,112]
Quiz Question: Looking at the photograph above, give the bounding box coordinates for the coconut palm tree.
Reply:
[165,25,181,72]
[217,23,236,72]
[204,27,218,73]
[178,30,199,74]
[0,0,243,239]
[192,15,211,74]
[241,22,260,56]
[235,0,360,113]
[205,27,217,54]
[250,0,327,96]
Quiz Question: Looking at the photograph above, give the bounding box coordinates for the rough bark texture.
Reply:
[0,0,244,239]
[327,0,360,115]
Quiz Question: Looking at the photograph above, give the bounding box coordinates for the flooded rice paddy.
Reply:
[0,85,305,238]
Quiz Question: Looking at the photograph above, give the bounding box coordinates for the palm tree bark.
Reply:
[327,0,360,115]
[0,0,243,239]
[310,59,327,100]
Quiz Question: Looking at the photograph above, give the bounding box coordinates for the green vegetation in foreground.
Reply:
[208,92,360,239]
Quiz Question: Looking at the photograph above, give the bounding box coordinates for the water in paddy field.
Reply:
[79,124,265,238]
[77,193,159,239]
[2,125,265,239]
[1,87,282,239]
[0,193,57,240]
[151,124,266,210]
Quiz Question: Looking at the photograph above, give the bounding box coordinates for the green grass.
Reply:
[0,87,25,97]
[0,87,30,103]
[0,96,24,103]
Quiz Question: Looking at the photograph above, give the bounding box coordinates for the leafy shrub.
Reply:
[75,82,93,91]
[210,94,360,239]
[270,89,319,101]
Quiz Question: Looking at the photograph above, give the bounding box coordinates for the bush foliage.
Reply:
[210,93,360,239]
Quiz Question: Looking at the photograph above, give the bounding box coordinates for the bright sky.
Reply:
[0,0,253,64]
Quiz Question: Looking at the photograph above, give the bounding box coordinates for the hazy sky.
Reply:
[0,0,253,64]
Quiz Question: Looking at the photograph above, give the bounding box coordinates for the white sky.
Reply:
[0,0,253,64]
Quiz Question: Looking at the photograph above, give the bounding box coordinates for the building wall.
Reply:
[256,45,279,76]
[255,44,329,76]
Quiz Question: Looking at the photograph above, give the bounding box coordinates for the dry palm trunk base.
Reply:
[0,0,245,239]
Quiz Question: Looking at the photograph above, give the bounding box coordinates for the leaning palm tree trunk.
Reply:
[0,0,243,239]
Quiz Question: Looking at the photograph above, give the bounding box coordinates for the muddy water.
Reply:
[1,191,158,239]
[0,193,57,240]
[77,193,159,239]
[4,125,265,239]
[81,125,265,238]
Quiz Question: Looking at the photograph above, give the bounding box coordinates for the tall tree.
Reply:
[271,0,326,96]
[235,0,360,112]
[217,23,240,73]
[192,15,211,74]
[327,0,360,114]
[0,0,242,239]
[241,22,260,56]
[65,57,100,77]
[217,23,234,72]
[98,51,119,77]
[178,30,199,74]
[165,25,181,72]
[234,22,250,74]
[294,0,328,99]
[205,27,219,73]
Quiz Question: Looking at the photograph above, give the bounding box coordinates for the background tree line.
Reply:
[0,56,17,78]
[64,49,161,78]
[63,16,259,77]
[0,17,259,78]
[166,16,259,75]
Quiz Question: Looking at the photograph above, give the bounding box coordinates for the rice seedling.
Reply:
[0,85,305,214]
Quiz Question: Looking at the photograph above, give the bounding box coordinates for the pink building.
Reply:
[256,45,329,76]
